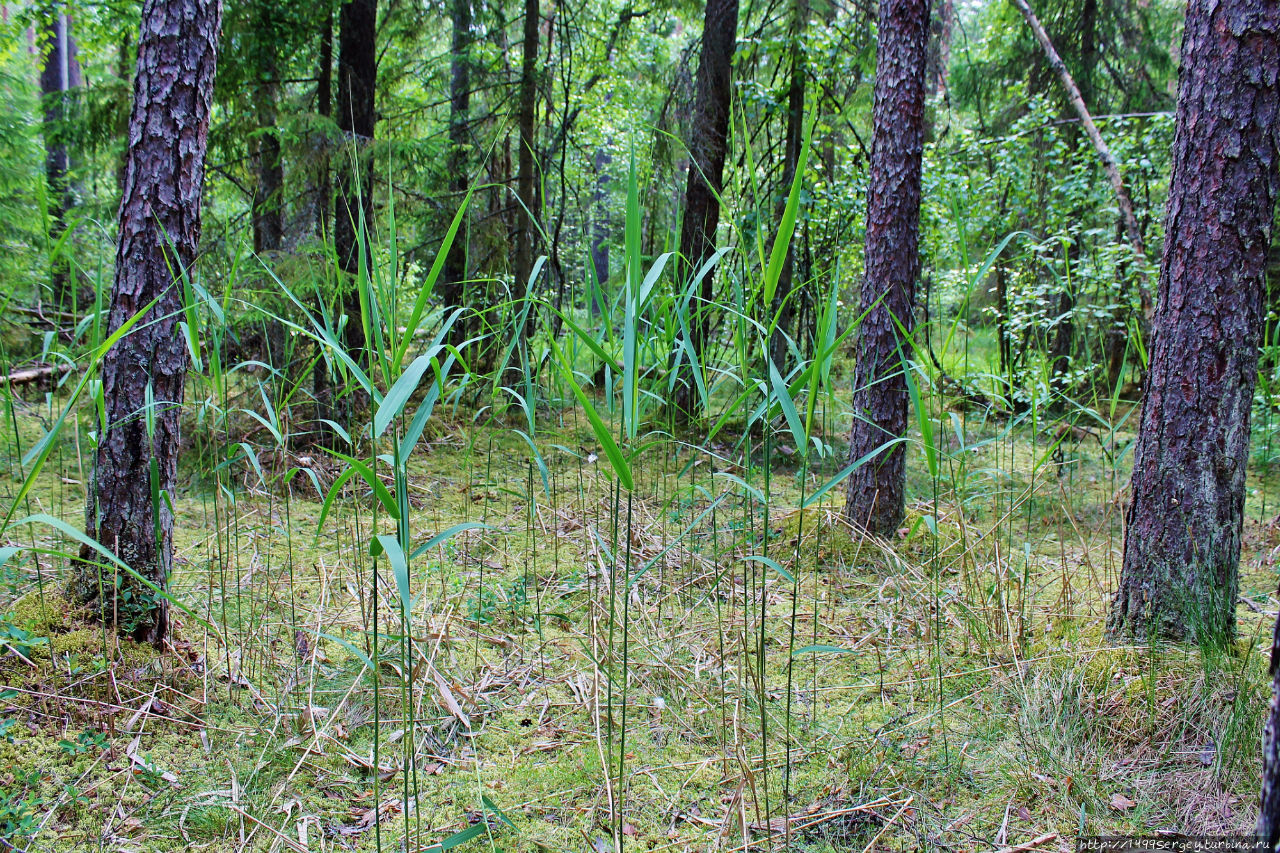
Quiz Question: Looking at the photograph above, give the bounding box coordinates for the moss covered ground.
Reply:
[0,385,1275,852]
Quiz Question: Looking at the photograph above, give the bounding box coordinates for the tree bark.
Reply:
[251,3,283,258]
[39,6,81,311]
[1260,584,1280,845]
[843,0,930,537]
[311,11,336,446]
[924,0,951,97]
[73,0,222,645]
[315,12,332,236]
[512,0,540,335]
[335,0,376,360]
[677,0,739,409]
[590,147,610,314]
[1108,0,1280,644]
[441,0,472,342]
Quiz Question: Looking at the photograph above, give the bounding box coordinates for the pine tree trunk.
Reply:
[590,147,610,314]
[512,0,540,343]
[39,7,81,311]
[1108,0,1280,643]
[844,0,930,537]
[441,0,472,342]
[72,0,221,645]
[924,0,951,97]
[335,0,376,360]
[251,18,285,376]
[315,12,332,236]
[1260,585,1280,844]
[251,9,283,258]
[677,0,739,409]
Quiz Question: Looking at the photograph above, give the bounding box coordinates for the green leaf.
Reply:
[800,438,906,509]
[372,533,411,623]
[768,358,807,453]
[376,351,435,438]
[742,554,795,584]
[791,644,860,658]
[548,336,633,490]
[9,514,213,634]
[409,522,492,562]
[327,452,399,517]
[762,118,812,308]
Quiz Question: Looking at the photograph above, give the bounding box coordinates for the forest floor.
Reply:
[0,384,1276,852]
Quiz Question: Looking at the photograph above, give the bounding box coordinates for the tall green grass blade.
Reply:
[548,336,633,490]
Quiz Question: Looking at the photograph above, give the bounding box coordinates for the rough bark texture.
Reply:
[677,0,738,406]
[40,8,81,310]
[73,0,221,644]
[843,0,930,537]
[441,0,472,343]
[1260,583,1280,844]
[1109,0,1280,643]
[767,0,808,373]
[335,0,376,359]
[512,0,540,332]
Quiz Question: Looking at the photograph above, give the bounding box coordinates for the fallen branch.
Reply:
[994,832,1059,853]
[1010,0,1152,319]
[0,362,73,387]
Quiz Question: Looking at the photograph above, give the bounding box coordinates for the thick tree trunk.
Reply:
[767,0,808,373]
[39,7,81,310]
[73,0,221,645]
[441,0,472,342]
[843,0,930,537]
[335,0,376,360]
[1108,0,1279,643]
[677,0,739,409]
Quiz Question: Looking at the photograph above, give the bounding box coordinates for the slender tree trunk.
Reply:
[677,0,739,411]
[72,0,222,645]
[1108,0,1280,643]
[251,10,283,258]
[312,11,336,446]
[335,0,376,360]
[843,0,930,537]
[114,30,132,198]
[1010,0,1152,318]
[1260,586,1280,844]
[767,0,808,373]
[925,0,951,97]
[441,0,472,342]
[40,6,81,311]
[315,12,332,236]
[251,9,285,375]
[512,0,540,317]
[590,147,610,314]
